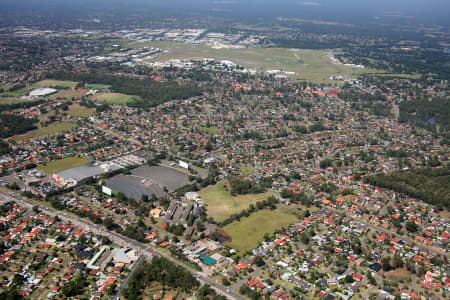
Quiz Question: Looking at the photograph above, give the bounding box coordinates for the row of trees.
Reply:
[280,189,313,206]
[0,99,44,113]
[292,123,327,134]
[0,114,38,138]
[46,71,202,109]
[0,140,11,155]
[218,195,279,227]
[229,176,271,195]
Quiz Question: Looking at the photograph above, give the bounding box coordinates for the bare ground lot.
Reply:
[131,165,190,192]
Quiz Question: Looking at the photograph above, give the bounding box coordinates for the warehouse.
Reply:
[52,154,145,187]
[53,161,121,187]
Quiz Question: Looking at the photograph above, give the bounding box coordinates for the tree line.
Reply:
[218,195,279,227]
[399,97,450,131]
[0,114,38,138]
[229,176,271,195]
[122,256,199,299]
[364,165,450,209]
[46,71,202,109]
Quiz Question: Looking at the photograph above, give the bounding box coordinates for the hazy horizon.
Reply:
[1,0,449,25]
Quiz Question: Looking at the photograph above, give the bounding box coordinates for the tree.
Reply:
[222,278,231,286]
[11,274,24,287]
[392,254,404,269]
[187,214,195,226]
[104,217,114,230]
[239,284,251,295]
[382,257,391,271]
[367,271,377,285]
[320,158,333,169]
[196,221,205,232]
[405,221,419,233]
[344,275,354,283]
[0,288,22,300]
[253,256,265,267]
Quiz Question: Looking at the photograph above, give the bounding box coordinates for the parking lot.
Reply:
[131,165,190,192]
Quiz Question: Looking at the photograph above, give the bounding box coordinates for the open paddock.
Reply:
[126,41,383,84]
[223,206,299,252]
[11,122,78,142]
[92,92,141,105]
[38,156,90,174]
[199,180,272,222]
[67,103,96,118]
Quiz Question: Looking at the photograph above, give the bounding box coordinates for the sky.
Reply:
[2,0,449,24]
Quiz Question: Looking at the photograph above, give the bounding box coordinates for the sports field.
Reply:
[38,156,90,174]
[12,122,78,142]
[33,80,78,89]
[57,91,87,100]
[87,84,110,90]
[126,41,380,84]
[93,92,141,105]
[199,180,272,222]
[223,206,299,252]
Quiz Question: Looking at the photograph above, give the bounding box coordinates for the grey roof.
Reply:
[113,248,131,263]
[56,162,122,182]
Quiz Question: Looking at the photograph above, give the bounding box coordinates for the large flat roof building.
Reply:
[29,88,57,97]
[52,154,145,187]
[53,161,122,187]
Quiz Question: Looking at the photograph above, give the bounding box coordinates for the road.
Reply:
[114,255,145,300]
[0,191,244,300]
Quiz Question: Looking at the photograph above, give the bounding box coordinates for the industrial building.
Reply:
[53,161,122,187]
[53,154,145,187]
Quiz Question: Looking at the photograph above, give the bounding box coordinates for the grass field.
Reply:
[199,180,272,222]
[198,126,220,135]
[58,92,86,100]
[33,80,78,89]
[38,156,90,174]
[87,84,110,90]
[0,98,29,105]
[12,122,78,142]
[67,104,96,118]
[125,41,383,84]
[240,165,257,176]
[93,92,141,105]
[223,206,299,252]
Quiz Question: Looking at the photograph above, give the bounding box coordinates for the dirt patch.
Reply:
[384,267,412,281]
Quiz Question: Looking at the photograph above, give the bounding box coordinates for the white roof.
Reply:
[29,88,57,97]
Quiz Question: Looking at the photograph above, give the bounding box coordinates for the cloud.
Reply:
[301,1,321,6]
